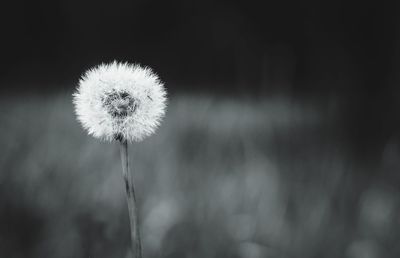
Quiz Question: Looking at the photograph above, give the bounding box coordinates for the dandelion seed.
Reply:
[73,61,167,258]
[73,61,167,142]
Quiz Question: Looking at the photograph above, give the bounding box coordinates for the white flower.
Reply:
[73,61,167,142]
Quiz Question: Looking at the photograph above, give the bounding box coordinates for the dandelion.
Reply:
[73,61,167,258]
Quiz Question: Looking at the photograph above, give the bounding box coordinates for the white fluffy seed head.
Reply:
[73,61,167,142]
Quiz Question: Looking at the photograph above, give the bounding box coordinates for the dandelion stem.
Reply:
[119,139,142,258]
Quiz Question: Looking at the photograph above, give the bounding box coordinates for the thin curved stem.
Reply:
[119,139,142,258]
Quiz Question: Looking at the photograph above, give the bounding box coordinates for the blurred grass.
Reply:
[0,92,399,258]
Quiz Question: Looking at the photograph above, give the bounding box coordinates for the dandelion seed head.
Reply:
[73,61,167,142]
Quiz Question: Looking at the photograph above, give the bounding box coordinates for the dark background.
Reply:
[1,1,400,258]
[1,0,398,93]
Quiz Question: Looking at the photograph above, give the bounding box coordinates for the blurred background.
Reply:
[1,0,400,257]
